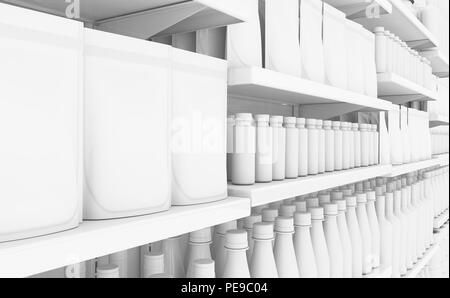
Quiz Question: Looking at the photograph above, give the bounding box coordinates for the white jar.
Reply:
[271,116,286,181]
[323,121,335,172]
[227,116,235,181]
[317,120,326,174]
[307,119,319,175]
[297,118,309,177]
[232,113,256,185]
[333,121,343,171]
[255,115,273,183]
[353,123,362,168]
[360,124,370,167]
[342,122,351,170]
[284,117,299,179]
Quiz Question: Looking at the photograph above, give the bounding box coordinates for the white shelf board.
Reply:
[404,244,440,278]
[421,49,450,78]
[323,0,392,19]
[429,115,449,128]
[433,153,449,166]
[353,0,439,50]
[434,209,449,230]
[387,158,441,177]
[0,197,250,278]
[228,67,393,113]
[228,165,392,207]
[364,266,392,278]
[1,0,245,39]
[377,73,438,104]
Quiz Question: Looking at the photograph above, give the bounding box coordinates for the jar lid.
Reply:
[252,222,274,240]
[323,203,338,216]
[294,212,312,226]
[279,204,297,217]
[225,230,248,250]
[254,114,270,122]
[296,118,306,125]
[244,214,262,230]
[189,227,212,243]
[261,208,279,223]
[270,115,284,124]
[235,113,253,121]
[306,118,317,126]
[309,207,324,220]
[345,195,357,207]
[275,216,294,233]
[216,221,238,235]
[284,116,297,125]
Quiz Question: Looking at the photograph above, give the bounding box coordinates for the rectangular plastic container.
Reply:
[83,28,171,219]
[0,4,83,242]
[171,48,228,205]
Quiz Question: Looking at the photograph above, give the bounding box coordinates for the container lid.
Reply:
[279,204,297,217]
[309,207,324,220]
[331,191,344,201]
[270,115,284,124]
[366,191,376,202]
[374,26,385,33]
[332,121,341,129]
[274,216,294,233]
[372,124,378,131]
[294,212,312,226]
[363,181,372,191]
[261,208,279,223]
[319,194,331,205]
[296,118,306,125]
[352,123,359,130]
[252,222,274,240]
[323,120,332,128]
[359,123,369,130]
[244,214,262,230]
[386,182,396,193]
[306,198,320,209]
[316,119,323,127]
[143,252,164,276]
[334,199,347,212]
[342,188,353,196]
[235,113,253,121]
[96,264,119,278]
[284,116,297,125]
[193,259,215,278]
[294,200,307,213]
[355,182,364,192]
[306,118,317,126]
[216,221,238,235]
[323,203,338,216]
[225,230,248,250]
[341,122,350,128]
[356,193,367,204]
[375,186,384,196]
[254,114,270,122]
[189,228,212,243]
[345,195,357,207]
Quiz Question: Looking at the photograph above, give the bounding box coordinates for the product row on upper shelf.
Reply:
[33,167,449,278]
[430,127,450,156]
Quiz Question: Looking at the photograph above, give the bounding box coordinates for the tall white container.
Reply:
[309,207,330,278]
[342,122,352,170]
[294,212,318,278]
[255,115,273,183]
[172,48,228,205]
[284,117,299,179]
[274,217,300,278]
[333,121,343,171]
[227,116,235,181]
[353,123,362,168]
[0,4,83,241]
[232,113,256,185]
[323,204,344,278]
[324,121,335,172]
[334,199,353,278]
[250,223,279,278]
[297,118,309,177]
[223,230,250,278]
[356,193,373,275]
[307,119,319,175]
[360,124,371,167]
[83,29,171,219]
[346,195,364,278]
[271,116,286,181]
[317,120,326,174]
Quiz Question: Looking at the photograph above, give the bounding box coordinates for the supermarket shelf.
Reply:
[1,0,245,39]
[386,158,441,177]
[0,197,250,278]
[434,209,449,230]
[421,49,450,78]
[323,0,392,19]
[353,0,438,50]
[377,73,438,104]
[433,153,449,166]
[429,115,449,128]
[228,165,392,207]
[364,266,392,278]
[404,244,440,278]
[228,67,394,119]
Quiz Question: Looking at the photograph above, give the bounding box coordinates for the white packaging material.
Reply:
[232,113,256,185]
[227,0,262,68]
[299,0,325,83]
[83,29,171,219]
[379,112,391,166]
[0,4,82,242]
[346,20,366,94]
[360,28,378,97]
[388,105,403,165]
[263,0,302,76]
[171,48,228,205]
[323,3,348,90]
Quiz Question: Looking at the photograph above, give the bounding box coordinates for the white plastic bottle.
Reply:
[274,217,300,278]
[244,214,262,262]
[307,119,319,175]
[333,121,343,171]
[353,123,362,168]
[284,117,299,179]
[279,204,297,218]
[162,236,186,278]
[323,120,335,172]
[261,208,279,223]
[309,207,330,278]
[393,179,408,276]
[365,191,381,269]
[385,184,401,278]
[271,116,286,181]
[333,199,353,278]
[349,124,355,169]
[371,124,379,165]
[232,113,256,185]
[342,122,352,170]
[356,193,373,275]
[294,200,308,213]
[401,178,414,269]
[375,188,393,273]
[193,259,215,278]
[306,197,320,209]
[185,228,212,278]
[250,222,278,278]
[227,116,235,181]
[142,252,165,278]
[360,124,370,167]
[97,265,120,278]
[255,114,273,183]
[222,230,250,278]
[317,120,326,174]
[319,194,331,206]
[213,221,237,277]
[297,118,309,177]
[323,204,344,278]
[345,195,363,278]
[293,212,318,278]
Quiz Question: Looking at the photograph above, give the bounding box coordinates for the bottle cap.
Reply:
[269,201,282,209]
[366,191,376,202]
[386,182,396,193]
[227,116,235,124]
[270,116,284,125]
[235,113,253,121]
[319,194,331,205]
[323,120,332,128]
[97,265,120,278]
[332,121,341,129]
[296,118,306,126]
[359,123,369,130]
[352,123,359,130]
[254,114,270,122]
[279,204,297,217]
[309,207,324,220]
[334,199,347,212]
[274,216,294,233]
[216,221,238,236]
[331,191,344,201]
[284,117,297,125]
[244,214,262,230]
[374,27,385,33]
[143,252,165,277]
[306,198,320,209]
[261,208,279,223]
[252,222,274,240]
[356,193,367,204]
[306,118,317,126]
[375,186,384,196]
[193,259,215,278]
[189,228,212,244]
[342,188,353,196]
[294,200,307,213]
[345,195,357,207]
[341,122,350,128]
[225,230,248,250]
[316,119,323,128]
[294,212,312,226]
[323,203,338,216]
[356,182,364,192]
[363,180,372,191]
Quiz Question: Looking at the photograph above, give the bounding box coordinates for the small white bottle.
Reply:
[356,192,373,275]
[222,230,250,278]
[307,119,319,175]
[255,114,273,183]
[333,121,343,171]
[193,259,215,278]
[317,120,326,174]
[385,185,401,278]
[345,195,363,278]
[375,190,393,273]
[142,252,165,278]
[162,236,185,278]
[227,115,235,181]
[365,191,381,269]
[372,124,379,165]
[232,113,256,185]
[293,212,318,278]
[297,118,309,177]
[274,217,300,278]
[213,221,237,277]
[271,116,286,181]
[284,117,299,179]
[333,199,353,278]
[186,228,212,278]
[360,124,370,167]
[244,214,262,262]
[250,222,279,278]
[353,123,362,168]
[323,203,344,278]
[309,207,331,278]
[97,265,120,278]
[393,179,408,276]
[342,122,352,170]
[323,120,335,172]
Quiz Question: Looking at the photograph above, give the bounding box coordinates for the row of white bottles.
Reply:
[430,127,449,155]
[423,166,449,222]
[228,113,380,185]
[374,26,437,92]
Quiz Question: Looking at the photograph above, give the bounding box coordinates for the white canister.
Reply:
[255,115,273,183]
[307,119,319,175]
[360,124,371,167]
[317,120,326,174]
[353,123,362,168]
[333,121,343,171]
[232,113,256,185]
[297,118,309,177]
[324,121,335,172]
[271,116,286,181]
[284,117,299,179]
